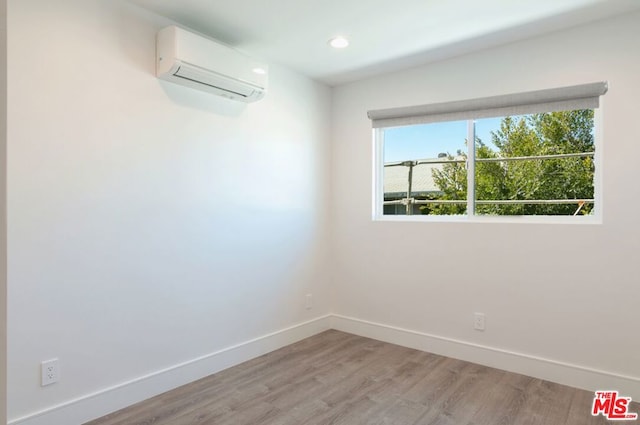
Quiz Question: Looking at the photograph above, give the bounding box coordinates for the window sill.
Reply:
[372,214,602,225]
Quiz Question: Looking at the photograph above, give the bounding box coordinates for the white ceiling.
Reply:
[132,0,640,86]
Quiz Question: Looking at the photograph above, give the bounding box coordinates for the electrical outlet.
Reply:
[305,294,313,310]
[474,313,486,331]
[41,359,60,386]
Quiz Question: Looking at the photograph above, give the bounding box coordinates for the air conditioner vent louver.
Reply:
[173,65,253,98]
[156,26,267,102]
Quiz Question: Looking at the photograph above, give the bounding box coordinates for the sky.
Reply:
[383,117,503,162]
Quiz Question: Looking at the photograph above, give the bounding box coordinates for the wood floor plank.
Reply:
[85,330,633,425]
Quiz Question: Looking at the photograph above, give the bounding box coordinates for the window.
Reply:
[370,82,607,221]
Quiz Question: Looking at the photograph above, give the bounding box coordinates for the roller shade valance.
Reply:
[368,81,608,129]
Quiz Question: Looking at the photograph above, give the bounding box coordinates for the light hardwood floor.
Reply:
[86,330,637,424]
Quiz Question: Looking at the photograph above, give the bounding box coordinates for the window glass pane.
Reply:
[383,121,467,216]
[474,110,595,216]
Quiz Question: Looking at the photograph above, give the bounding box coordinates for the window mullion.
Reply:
[374,128,385,219]
[467,120,476,216]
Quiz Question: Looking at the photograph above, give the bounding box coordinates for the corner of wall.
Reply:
[1,0,8,421]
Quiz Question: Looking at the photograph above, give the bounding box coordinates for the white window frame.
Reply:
[371,83,607,224]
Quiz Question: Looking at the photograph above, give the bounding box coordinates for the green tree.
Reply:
[428,110,595,216]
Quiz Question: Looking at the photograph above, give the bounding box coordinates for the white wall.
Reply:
[7,0,331,423]
[1,0,7,423]
[331,12,640,397]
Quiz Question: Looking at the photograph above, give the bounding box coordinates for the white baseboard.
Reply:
[11,313,639,425]
[330,314,640,400]
[9,315,332,425]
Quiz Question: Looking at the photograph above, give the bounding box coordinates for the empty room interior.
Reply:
[2,0,640,424]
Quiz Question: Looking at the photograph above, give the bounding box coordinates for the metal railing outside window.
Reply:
[383,152,595,216]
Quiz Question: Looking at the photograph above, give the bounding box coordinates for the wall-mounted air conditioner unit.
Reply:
[156,25,268,102]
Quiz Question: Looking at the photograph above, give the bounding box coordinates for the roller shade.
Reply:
[368,82,608,129]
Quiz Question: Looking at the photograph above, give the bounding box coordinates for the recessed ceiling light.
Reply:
[328,36,349,49]
[252,67,267,75]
